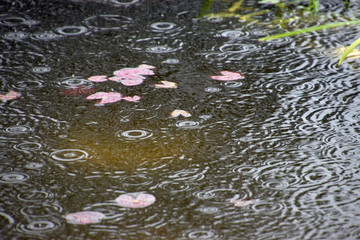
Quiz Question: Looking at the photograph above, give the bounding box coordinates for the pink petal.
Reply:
[113,68,142,77]
[229,199,256,207]
[123,95,141,102]
[108,76,123,82]
[209,71,245,81]
[65,211,105,224]
[121,79,143,86]
[1,90,21,102]
[86,92,123,105]
[170,109,191,118]
[138,64,156,70]
[87,75,108,82]
[116,192,156,208]
[153,81,178,89]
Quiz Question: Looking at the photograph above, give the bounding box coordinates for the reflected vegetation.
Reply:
[2,0,360,239]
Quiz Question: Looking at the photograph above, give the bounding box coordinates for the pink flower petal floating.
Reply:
[87,75,108,82]
[123,95,141,102]
[86,92,123,105]
[0,90,21,102]
[170,109,191,118]
[108,76,123,82]
[229,199,256,207]
[121,78,144,86]
[153,81,178,89]
[65,211,105,224]
[116,192,156,208]
[209,71,245,81]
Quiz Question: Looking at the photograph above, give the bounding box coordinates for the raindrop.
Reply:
[14,142,42,151]
[219,43,256,53]
[197,206,220,214]
[206,16,223,23]
[0,17,28,26]
[219,30,248,38]
[30,32,61,40]
[50,149,89,161]
[25,162,44,169]
[112,0,139,6]
[204,87,221,93]
[175,120,200,129]
[11,80,43,90]
[162,58,179,64]
[115,129,153,141]
[32,67,51,74]
[224,81,243,88]
[150,22,177,31]
[146,45,175,53]
[0,173,29,183]
[60,78,92,87]
[4,126,33,134]
[187,230,215,239]
[56,26,88,36]
[3,32,28,41]
[17,220,59,233]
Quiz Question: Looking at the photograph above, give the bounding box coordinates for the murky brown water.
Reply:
[1,0,360,239]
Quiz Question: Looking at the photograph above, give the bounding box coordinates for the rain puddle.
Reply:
[1,0,360,239]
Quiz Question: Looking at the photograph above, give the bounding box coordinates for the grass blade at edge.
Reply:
[259,20,360,41]
[338,37,360,66]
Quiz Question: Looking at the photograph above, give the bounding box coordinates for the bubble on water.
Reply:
[3,32,28,41]
[56,26,88,36]
[4,126,33,134]
[0,173,29,183]
[32,67,51,74]
[30,32,62,40]
[50,149,89,161]
[175,121,200,129]
[224,81,243,88]
[25,162,44,170]
[115,129,153,141]
[204,87,221,93]
[0,212,15,233]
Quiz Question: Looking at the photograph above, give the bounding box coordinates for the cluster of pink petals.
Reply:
[87,64,156,86]
[0,90,21,102]
[86,92,140,105]
[209,70,245,81]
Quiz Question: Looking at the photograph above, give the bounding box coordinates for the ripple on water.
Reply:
[16,220,60,234]
[30,32,62,41]
[59,77,93,88]
[149,21,185,36]
[56,26,88,36]
[193,188,240,201]
[0,172,29,183]
[0,16,34,26]
[32,66,51,74]
[20,203,62,217]
[0,212,15,233]
[115,129,154,142]
[84,15,133,30]
[217,29,249,39]
[129,37,184,53]
[184,230,217,239]
[3,32,28,41]
[4,125,33,134]
[24,162,44,170]
[14,142,42,152]
[17,189,54,202]
[175,120,201,129]
[50,149,89,162]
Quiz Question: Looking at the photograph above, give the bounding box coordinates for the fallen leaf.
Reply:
[153,81,178,88]
[86,92,123,105]
[0,90,21,102]
[210,71,245,81]
[115,192,156,208]
[87,75,108,82]
[229,198,256,207]
[65,211,105,224]
[170,109,191,118]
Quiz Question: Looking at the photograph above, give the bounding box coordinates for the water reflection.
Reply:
[1,0,360,239]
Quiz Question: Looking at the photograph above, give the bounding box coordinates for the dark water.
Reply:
[1,0,360,239]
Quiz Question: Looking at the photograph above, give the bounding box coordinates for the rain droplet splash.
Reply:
[0,173,29,183]
[56,26,88,36]
[175,121,200,129]
[115,129,153,141]
[50,149,89,162]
